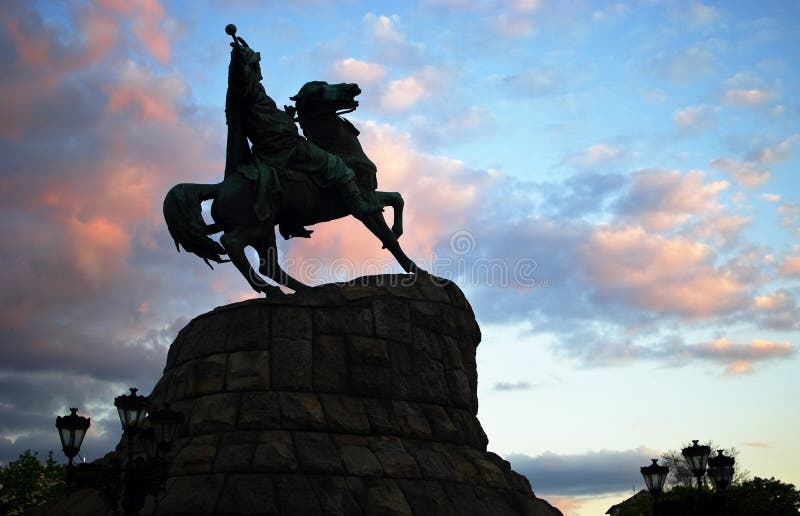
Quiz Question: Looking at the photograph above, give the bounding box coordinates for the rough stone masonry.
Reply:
[39,274,562,516]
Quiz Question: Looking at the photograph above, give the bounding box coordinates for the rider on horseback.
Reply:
[226,37,381,220]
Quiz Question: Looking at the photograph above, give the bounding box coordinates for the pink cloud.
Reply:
[581,225,744,317]
[95,0,171,64]
[779,256,800,277]
[615,169,728,231]
[330,58,387,84]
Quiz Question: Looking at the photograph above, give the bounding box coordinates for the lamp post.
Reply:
[640,458,669,515]
[708,450,735,516]
[682,440,711,493]
[56,388,183,516]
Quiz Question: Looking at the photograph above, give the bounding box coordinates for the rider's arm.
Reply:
[228,46,264,104]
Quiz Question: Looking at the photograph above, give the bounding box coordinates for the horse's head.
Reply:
[290,81,361,119]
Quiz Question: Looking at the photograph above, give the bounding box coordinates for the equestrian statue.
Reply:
[163,24,422,295]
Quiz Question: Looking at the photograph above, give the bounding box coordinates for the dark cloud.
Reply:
[508,447,657,495]
[493,381,536,391]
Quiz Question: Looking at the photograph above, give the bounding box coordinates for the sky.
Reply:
[1,1,798,514]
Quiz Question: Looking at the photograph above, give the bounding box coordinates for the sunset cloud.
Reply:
[580,226,744,317]
[329,58,387,84]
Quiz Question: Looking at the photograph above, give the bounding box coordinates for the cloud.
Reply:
[499,68,566,97]
[362,12,425,66]
[724,89,772,106]
[672,105,716,130]
[613,169,728,231]
[379,66,450,111]
[680,338,796,375]
[710,158,770,188]
[329,58,386,84]
[779,255,800,277]
[778,203,800,236]
[507,447,658,495]
[668,2,722,28]
[761,193,780,202]
[649,43,717,82]
[580,225,745,317]
[493,381,535,391]
[565,144,626,169]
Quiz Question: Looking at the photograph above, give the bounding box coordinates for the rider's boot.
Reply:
[336,175,382,218]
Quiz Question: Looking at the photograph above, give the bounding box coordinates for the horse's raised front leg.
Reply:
[256,228,309,293]
[219,227,276,296]
[358,211,423,274]
[375,191,404,239]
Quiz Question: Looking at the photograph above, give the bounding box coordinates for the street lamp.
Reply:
[55,408,90,466]
[641,458,669,503]
[56,388,181,516]
[682,439,711,493]
[708,450,735,493]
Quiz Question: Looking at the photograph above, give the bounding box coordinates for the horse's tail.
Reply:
[163,183,229,269]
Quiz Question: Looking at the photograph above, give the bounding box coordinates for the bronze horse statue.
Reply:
[163,30,420,295]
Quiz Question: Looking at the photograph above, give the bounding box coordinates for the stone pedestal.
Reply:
[38,275,562,516]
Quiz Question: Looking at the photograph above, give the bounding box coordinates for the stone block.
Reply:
[155,474,224,515]
[177,328,227,364]
[408,300,441,330]
[424,405,460,442]
[373,297,411,343]
[213,431,258,473]
[215,474,277,515]
[363,399,393,434]
[415,276,452,303]
[293,432,344,473]
[272,305,312,340]
[271,337,312,390]
[226,328,267,353]
[171,434,219,475]
[310,477,363,516]
[404,442,451,480]
[338,442,383,476]
[388,340,414,375]
[314,305,373,336]
[349,335,389,365]
[396,479,454,515]
[350,364,392,398]
[227,350,270,391]
[446,369,472,409]
[279,392,325,429]
[319,394,371,433]
[272,475,323,516]
[313,334,347,392]
[253,431,297,472]
[189,393,239,433]
[417,359,449,405]
[368,436,420,478]
[185,354,227,396]
[390,401,433,439]
[360,479,413,516]
[472,458,510,489]
[238,392,281,430]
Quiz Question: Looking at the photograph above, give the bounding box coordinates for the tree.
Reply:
[727,477,800,516]
[660,441,749,488]
[0,450,66,515]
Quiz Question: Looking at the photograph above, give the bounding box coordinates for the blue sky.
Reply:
[1,1,799,514]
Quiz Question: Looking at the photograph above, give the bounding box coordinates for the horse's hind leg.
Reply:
[255,229,309,293]
[375,191,404,238]
[359,212,423,274]
[219,227,274,295]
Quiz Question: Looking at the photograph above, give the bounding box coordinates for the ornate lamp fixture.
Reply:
[114,388,149,435]
[56,388,181,516]
[146,403,183,456]
[55,408,90,466]
[640,458,669,503]
[707,450,735,493]
[682,439,711,493]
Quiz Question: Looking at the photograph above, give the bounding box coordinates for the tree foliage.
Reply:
[660,441,749,488]
[0,450,66,515]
